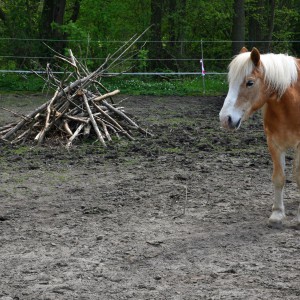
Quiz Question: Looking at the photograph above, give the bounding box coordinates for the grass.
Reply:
[164,147,183,154]
[0,72,228,96]
[105,75,228,96]
[0,73,45,92]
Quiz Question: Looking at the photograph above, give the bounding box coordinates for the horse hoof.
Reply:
[268,218,284,229]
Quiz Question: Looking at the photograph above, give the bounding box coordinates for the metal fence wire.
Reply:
[0,38,299,76]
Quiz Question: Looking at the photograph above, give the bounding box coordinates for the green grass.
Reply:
[104,75,228,96]
[0,73,45,92]
[0,73,228,96]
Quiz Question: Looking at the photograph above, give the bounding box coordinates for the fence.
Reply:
[0,38,299,77]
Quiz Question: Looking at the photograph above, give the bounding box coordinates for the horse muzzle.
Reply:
[220,115,241,130]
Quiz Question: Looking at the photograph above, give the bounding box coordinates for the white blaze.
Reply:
[219,82,243,128]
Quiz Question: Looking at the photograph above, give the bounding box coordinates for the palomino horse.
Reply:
[219,47,300,227]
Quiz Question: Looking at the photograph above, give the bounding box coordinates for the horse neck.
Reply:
[263,79,300,132]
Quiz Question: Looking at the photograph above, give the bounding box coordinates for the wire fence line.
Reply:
[1,37,300,43]
[0,44,230,76]
[0,56,230,61]
[0,70,227,76]
[0,39,299,76]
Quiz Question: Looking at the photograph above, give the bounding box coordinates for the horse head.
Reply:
[219,47,268,130]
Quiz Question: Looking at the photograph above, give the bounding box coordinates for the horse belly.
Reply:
[264,124,300,150]
[263,98,300,149]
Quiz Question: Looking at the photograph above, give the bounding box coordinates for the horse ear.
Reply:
[240,47,248,53]
[250,47,260,67]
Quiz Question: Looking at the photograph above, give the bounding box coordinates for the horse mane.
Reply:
[228,51,299,97]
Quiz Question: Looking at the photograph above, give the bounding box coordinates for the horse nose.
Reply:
[227,115,241,129]
[228,115,233,127]
[226,115,236,129]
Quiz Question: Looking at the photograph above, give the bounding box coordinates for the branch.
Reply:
[82,94,106,147]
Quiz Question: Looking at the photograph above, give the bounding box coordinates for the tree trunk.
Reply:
[248,0,264,51]
[168,0,176,48]
[232,0,245,55]
[0,7,6,22]
[265,0,275,52]
[166,0,186,70]
[178,0,186,55]
[40,0,67,54]
[149,0,164,70]
[70,0,81,23]
[248,0,275,53]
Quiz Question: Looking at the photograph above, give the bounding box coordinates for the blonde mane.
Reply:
[228,51,299,97]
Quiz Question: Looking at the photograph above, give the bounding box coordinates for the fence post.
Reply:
[201,40,206,94]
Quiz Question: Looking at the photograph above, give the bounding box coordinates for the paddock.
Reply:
[0,95,299,300]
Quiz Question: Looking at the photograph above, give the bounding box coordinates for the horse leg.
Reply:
[293,146,300,225]
[268,142,286,226]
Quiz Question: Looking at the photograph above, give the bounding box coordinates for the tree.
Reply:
[265,0,275,51]
[247,0,275,52]
[232,0,245,55]
[0,0,42,68]
[0,7,6,22]
[1,0,300,72]
[149,0,165,70]
[165,0,187,70]
[69,0,81,23]
[39,0,67,54]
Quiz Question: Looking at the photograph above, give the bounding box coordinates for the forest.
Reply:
[0,0,300,74]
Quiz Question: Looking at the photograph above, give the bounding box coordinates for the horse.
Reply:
[219,47,300,228]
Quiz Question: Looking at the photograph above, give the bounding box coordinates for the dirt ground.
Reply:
[0,94,299,300]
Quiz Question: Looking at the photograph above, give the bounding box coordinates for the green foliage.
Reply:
[137,49,149,72]
[99,75,227,96]
[0,0,300,91]
[0,1,42,68]
[0,72,227,96]
[0,73,45,92]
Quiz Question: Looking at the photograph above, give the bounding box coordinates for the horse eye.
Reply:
[246,80,254,87]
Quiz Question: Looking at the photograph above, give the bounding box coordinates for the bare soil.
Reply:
[0,94,299,300]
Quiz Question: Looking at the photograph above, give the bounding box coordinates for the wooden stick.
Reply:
[92,101,134,140]
[102,122,120,139]
[37,90,59,145]
[91,80,116,104]
[93,101,123,130]
[11,128,31,144]
[0,107,30,121]
[103,102,152,136]
[0,127,15,135]
[0,122,17,131]
[102,100,139,128]
[103,26,151,72]
[83,123,91,137]
[66,123,85,148]
[69,49,80,78]
[64,115,89,124]
[63,121,73,136]
[82,94,106,147]
[96,117,112,141]
[103,119,134,141]
[93,90,120,102]
[3,100,51,140]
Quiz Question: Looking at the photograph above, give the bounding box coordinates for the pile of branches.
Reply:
[0,31,151,148]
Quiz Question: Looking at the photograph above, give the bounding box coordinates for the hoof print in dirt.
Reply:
[289,222,300,230]
[0,215,10,222]
[82,206,111,215]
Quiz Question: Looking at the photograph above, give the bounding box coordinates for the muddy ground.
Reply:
[0,94,299,300]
